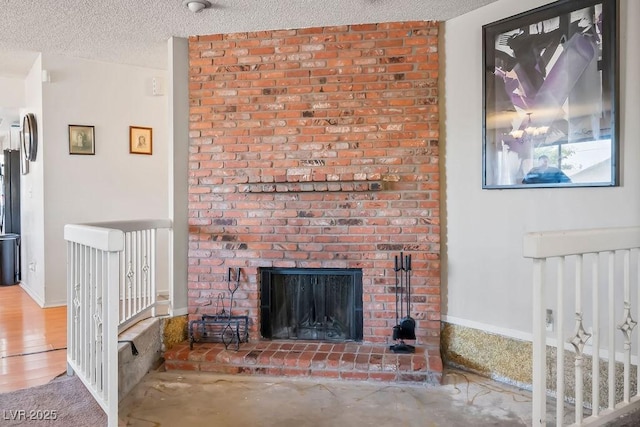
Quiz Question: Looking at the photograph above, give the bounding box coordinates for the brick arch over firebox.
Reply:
[186,22,441,352]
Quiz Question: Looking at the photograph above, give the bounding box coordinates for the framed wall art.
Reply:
[69,125,95,155]
[482,0,618,189]
[130,126,152,155]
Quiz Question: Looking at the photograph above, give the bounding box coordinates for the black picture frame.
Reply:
[69,125,95,155]
[482,0,618,189]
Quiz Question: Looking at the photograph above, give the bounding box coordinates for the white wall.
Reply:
[0,76,25,150]
[443,0,640,336]
[20,55,46,305]
[168,37,189,316]
[38,55,168,306]
[0,76,25,108]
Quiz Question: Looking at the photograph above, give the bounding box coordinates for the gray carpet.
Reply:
[0,374,106,426]
[606,409,640,427]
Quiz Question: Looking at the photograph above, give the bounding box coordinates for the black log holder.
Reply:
[390,252,416,354]
[189,267,249,351]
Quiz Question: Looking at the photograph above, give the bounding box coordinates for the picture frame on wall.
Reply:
[129,126,152,155]
[69,125,95,155]
[482,0,618,189]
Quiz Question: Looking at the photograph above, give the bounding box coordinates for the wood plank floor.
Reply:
[0,285,67,393]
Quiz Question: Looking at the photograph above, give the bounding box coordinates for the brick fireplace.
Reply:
[179,21,442,380]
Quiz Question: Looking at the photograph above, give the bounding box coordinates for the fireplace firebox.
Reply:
[260,268,363,341]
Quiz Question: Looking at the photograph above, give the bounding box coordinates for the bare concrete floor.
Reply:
[119,368,536,426]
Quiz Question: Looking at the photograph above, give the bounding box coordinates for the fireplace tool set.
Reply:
[189,267,249,351]
[390,252,416,354]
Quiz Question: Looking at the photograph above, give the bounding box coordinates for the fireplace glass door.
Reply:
[260,268,363,341]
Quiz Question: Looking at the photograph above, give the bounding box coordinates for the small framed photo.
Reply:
[130,126,153,155]
[69,125,95,155]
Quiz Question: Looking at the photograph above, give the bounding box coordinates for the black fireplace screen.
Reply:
[260,268,363,341]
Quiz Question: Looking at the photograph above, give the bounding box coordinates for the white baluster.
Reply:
[617,250,636,404]
[608,251,615,410]
[591,252,600,416]
[150,229,157,316]
[569,255,590,425]
[89,247,95,386]
[126,232,133,322]
[135,230,141,315]
[532,258,547,426]
[556,258,565,426]
[81,244,87,374]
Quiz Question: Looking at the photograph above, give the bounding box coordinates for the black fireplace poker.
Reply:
[390,252,416,354]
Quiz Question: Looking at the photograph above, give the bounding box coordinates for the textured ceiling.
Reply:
[0,0,498,78]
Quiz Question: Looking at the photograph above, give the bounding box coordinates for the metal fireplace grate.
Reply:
[189,268,249,351]
[189,314,249,351]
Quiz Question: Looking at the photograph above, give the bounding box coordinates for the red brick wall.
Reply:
[187,22,440,347]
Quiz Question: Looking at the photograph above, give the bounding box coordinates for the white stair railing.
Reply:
[524,227,640,426]
[64,219,172,427]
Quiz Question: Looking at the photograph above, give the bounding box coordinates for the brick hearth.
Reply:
[165,341,442,383]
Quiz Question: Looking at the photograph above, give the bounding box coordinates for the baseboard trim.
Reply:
[19,282,45,307]
[441,315,532,342]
